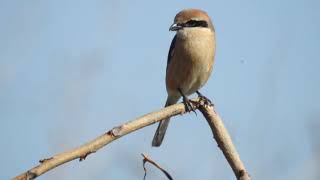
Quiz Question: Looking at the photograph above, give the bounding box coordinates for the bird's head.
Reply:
[169,9,214,32]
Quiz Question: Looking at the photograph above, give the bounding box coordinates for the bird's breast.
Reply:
[178,28,215,64]
[176,28,215,75]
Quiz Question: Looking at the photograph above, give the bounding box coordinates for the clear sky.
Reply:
[1,0,320,180]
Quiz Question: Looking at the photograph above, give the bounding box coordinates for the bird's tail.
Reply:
[152,96,179,147]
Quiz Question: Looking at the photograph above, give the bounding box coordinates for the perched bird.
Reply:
[152,9,216,147]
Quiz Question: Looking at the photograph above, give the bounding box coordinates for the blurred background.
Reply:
[1,0,319,179]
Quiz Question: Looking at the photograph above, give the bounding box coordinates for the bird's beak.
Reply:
[169,23,182,31]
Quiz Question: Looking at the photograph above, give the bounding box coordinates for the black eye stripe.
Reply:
[184,20,208,28]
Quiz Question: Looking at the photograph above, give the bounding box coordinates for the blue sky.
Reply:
[1,1,320,179]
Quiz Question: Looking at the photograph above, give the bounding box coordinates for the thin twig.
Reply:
[142,153,173,180]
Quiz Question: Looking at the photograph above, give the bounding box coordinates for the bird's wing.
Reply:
[166,35,177,72]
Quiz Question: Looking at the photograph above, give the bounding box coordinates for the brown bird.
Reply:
[152,9,216,147]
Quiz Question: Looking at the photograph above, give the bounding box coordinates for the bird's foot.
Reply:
[196,91,213,106]
[182,95,197,115]
[178,88,197,115]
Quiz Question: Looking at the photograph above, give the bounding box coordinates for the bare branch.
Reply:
[198,100,251,180]
[13,100,188,180]
[13,98,250,180]
[142,153,173,180]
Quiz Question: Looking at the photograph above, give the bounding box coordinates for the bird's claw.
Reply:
[182,97,197,115]
[196,91,213,106]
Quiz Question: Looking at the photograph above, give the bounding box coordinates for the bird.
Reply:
[152,9,216,147]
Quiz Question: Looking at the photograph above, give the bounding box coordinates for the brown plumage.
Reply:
[152,9,216,147]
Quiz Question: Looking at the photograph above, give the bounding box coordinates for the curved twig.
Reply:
[142,153,173,180]
[13,98,250,180]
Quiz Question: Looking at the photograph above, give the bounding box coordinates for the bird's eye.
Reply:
[185,20,198,27]
[185,20,208,28]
